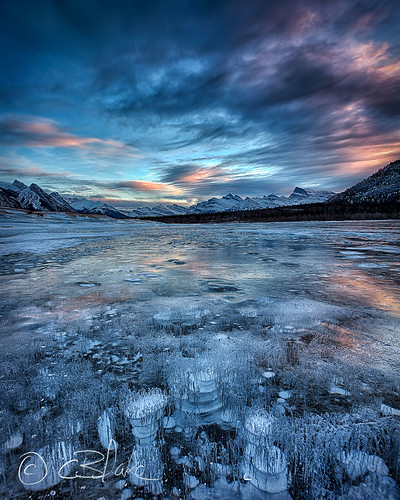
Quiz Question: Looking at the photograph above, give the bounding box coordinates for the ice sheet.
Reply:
[0,214,399,499]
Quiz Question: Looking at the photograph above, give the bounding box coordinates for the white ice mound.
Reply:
[242,410,288,494]
[125,389,168,443]
[19,441,73,491]
[341,451,389,480]
[249,446,288,494]
[182,368,222,416]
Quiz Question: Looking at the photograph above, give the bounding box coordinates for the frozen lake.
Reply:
[0,211,399,499]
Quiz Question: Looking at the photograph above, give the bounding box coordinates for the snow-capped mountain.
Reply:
[128,203,189,218]
[18,183,77,212]
[63,196,129,219]
[331,159,400,205]
[127,188,336,217]
[0,180,77,212]
[0,180,128,218]
[0,181,22,208]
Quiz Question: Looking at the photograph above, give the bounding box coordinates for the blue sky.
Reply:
[0,0,399,208]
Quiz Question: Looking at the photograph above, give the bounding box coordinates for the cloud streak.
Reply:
[0,115,136,153]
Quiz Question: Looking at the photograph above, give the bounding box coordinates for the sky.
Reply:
[0,0,399,209]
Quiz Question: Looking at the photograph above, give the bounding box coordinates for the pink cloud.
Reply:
[120,180,183,195]
[0,115,135,152]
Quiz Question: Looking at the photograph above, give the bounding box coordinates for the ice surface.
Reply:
[1,214,400,499]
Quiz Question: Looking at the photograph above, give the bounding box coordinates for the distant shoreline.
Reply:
[1,202,399,224]
[137,201,400,224]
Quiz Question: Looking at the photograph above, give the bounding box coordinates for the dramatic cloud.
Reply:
[0,0,399,206]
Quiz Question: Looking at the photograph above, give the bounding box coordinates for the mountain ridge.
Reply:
[331,159,400,205]
[0,181,129,218]
[126,187,336,217]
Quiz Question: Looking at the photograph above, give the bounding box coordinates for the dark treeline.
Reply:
[138,199,400,224]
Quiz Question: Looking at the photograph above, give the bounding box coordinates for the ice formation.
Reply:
[341,451,389,480]
[124,389,167,494]
[181,368,222,417]
[129,444,164,495]
[97,409,118,450]
[242,411,288,494]
[381,403,400,417]
[2,214,400,499]
[125,389,168,443]
[153,307,206,327]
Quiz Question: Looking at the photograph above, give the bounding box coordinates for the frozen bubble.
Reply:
[170,447,181,458]
[278,390,292,400]
[184,474,199,489]
[381,403,400,417]
[125,389,168,442]
[329,385,350,396]
[153,307,206,327]
[76,282,101,287]
[163,416,176,429]
[244,410,275,439]
[239,307,258,317]
[97,409,118,450]
[4,432,23,450]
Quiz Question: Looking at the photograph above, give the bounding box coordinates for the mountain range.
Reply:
[127,187,336,218]
[0,159,398,219]
[0,180,335,218]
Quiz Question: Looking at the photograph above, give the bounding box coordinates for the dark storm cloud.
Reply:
[85,0,400,172]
